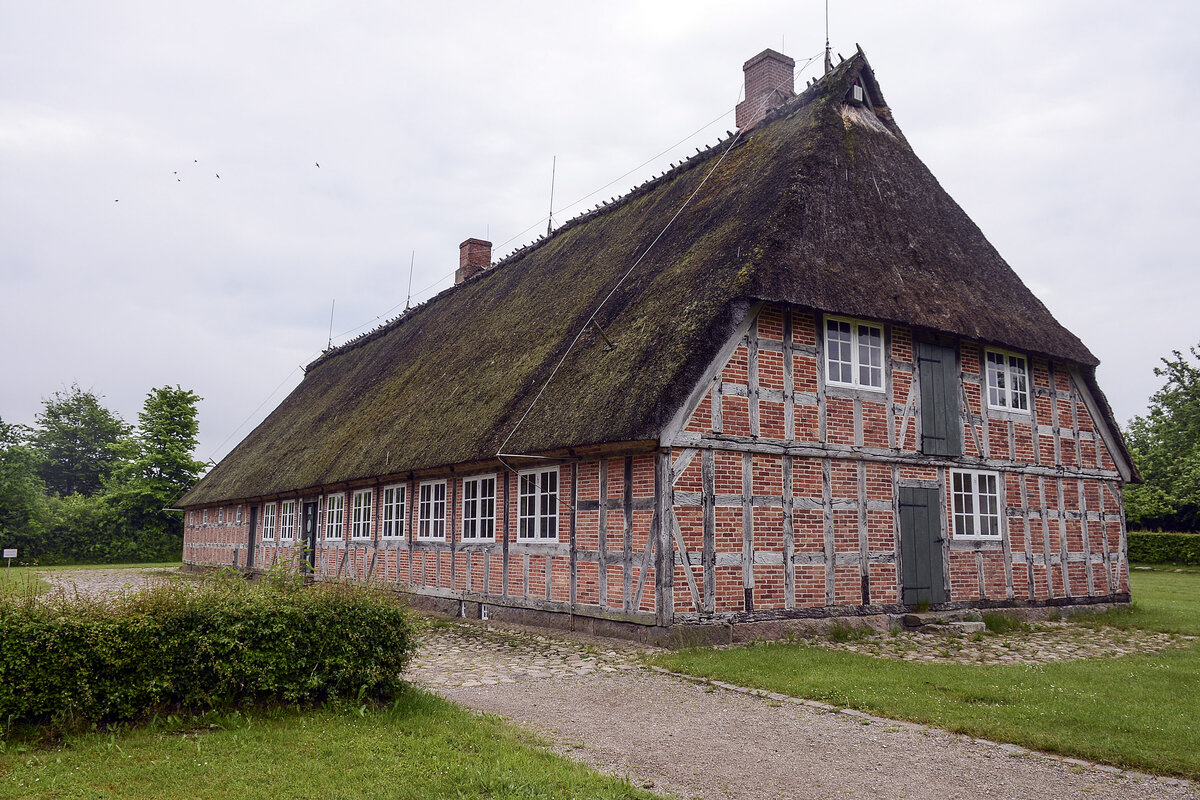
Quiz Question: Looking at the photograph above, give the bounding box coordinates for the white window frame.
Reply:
[381,484,407,539]
[824,315,884,391]
[217,506,225,525]
[518,468,559,540]
[202,508,208,525]
[461,474,497,541]
[324,493,345,540]
[280,500,296,541]
[950,469,1002,540]
[985,348,1030,413]
[262,502,277,540]
[236,504,243,525]
[417,481,446,540]
[351,489,373,540]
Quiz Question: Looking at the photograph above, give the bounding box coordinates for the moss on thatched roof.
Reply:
[179,50,1117,507]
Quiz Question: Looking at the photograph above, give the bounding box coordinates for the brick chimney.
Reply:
[455,238,492,284]
[735,49,796,131]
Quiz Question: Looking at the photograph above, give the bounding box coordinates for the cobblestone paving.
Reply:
[40,567,179,600]
[408,617,1193,686]
[407,622,650,687]
[805,622,1192,666]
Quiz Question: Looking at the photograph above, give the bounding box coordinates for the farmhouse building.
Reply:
[178,48,1136,641]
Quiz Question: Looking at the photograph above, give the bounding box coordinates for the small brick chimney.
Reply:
[735,49,796,131]
[455,238,492,284]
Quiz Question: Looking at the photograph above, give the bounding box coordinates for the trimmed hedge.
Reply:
[1128,531,1200,566]
[0,576,415,729]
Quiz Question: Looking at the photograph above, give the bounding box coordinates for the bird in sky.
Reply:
[215,173,220,179]
[315,162,320,168]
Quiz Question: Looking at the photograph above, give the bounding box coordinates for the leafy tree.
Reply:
[33,384,131,496]
[0,418,48,556]
[1124,345,1200,531]
[105,386,206,560]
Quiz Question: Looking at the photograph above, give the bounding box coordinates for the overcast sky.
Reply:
[3,1,1197,468]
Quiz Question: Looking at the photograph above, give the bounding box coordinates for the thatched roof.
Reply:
[179,50,1121,507]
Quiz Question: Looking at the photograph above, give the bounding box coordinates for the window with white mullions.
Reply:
[280,500,296,540]
[324,493,345,539]
[351,489,373,539]
[951,469,1002,539]
[985,349,1029,412]
[518,469,558,540]
[262,502,277,540]
[381,485,407,538]
[418,481,446,540]
[825,316,883,390]
[462,475,496,540]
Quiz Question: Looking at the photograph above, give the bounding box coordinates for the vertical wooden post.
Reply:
[598,459,609,607]
[702,449,716,614]
[624,457,634,612]
[742,452,754,611]
[783,455,795,610]
[654,450,673,626]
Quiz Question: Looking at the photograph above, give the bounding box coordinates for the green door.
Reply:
[899,486,945,605]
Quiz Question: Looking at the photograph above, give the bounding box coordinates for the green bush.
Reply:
[0,576,414,730]
[1128,531,1200,566]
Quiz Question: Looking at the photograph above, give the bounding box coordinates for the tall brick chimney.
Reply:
[455,238,492,284]
[735,49,796,131]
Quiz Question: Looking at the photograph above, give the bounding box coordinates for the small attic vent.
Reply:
[853,84,864,103]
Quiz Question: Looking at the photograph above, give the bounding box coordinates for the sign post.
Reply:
[2,548,15,571]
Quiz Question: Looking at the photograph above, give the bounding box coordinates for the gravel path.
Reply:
[414,623,1197,800]
[39,566,178,599]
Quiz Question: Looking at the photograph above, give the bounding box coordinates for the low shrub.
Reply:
[0,576,414,730]
[1128,531,1200,566]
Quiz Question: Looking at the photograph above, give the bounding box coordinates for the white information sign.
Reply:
[2,549,15,559]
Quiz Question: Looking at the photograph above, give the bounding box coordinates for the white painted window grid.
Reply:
[985,349,1029,413]
[824,316,884,391]
[236,504,243,525]
[381,484,407,538]
[217,506,224,525]
[280,500,296,540]
[951,469,1002,539]
[262,502,277,540]
[351,489,373,539]
[324,493,345,539]
[418,481,446,540]
[202,508,208,525]
[461,474,497,540]
[518,468,559,540]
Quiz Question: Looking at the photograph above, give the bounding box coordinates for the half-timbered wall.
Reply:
[666,303,1129,620]
[183,453,664,625]
[183,302,1131,628]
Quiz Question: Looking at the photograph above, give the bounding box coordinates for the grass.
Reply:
[653,570,1200,779]
[0,689,654,800]
[36,561,183,571]
[0,567,51,599]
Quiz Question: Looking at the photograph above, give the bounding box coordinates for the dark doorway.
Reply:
[246,505,258,570]
[302,501,319,576]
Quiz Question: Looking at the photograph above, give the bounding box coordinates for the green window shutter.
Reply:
[918,342,962,457]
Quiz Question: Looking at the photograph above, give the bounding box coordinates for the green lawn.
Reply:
[0,690,653,800]
[0,567,50,599]
[653,570,1200,779]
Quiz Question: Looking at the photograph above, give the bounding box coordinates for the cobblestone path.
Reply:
[39,566,178,600]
